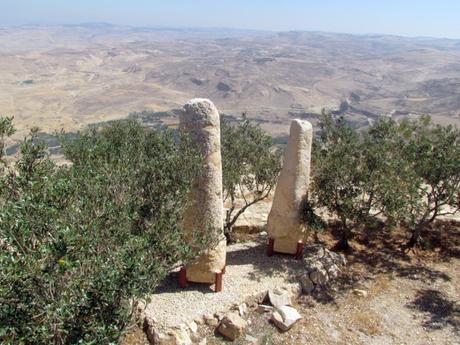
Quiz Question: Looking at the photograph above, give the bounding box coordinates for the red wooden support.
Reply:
[215,272,223,292]
[295,241,304,260]
[179,267,187,288]
[267,238,275,257]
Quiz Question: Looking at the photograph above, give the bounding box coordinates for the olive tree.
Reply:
[384,116,460,248]
[0,119,206,344]
[312,113,460,250]
[311,114,398,250]
[221,115,281,240]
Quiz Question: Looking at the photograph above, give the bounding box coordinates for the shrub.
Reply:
[379,116,460,248]
[0,120,205,344]
[311,113,460,250]
[311,114,407,250]
[221,114,281,240]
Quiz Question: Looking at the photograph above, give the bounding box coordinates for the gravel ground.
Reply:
[143,235,303,331]
[217,258,460,345]
[202,222,460,345]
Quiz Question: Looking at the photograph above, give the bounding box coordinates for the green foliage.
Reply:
[0,120,205,344]
[312,114,388,249]
[377,116,460,247]
[0,117,15,164]
[221,114,281,239]
[311,113,460,249]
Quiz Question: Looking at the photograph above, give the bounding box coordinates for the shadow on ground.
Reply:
[333,220,459,282]
[307,220,460,306]
[408,289,460,333]
[153,237,301,294]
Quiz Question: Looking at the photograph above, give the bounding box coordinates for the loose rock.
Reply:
[353,289,369,298]
[257,304,274,313]
[203,314,218,327]
[238,303,248,316]
[309,268,329,286]
[268,289,291,308]
[271,306,302,331]
[170,327,192,345]
[299,276,315,294]
[217,312,248,341]
[187,321,198,334]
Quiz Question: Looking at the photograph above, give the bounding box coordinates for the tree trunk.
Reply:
[224,224,235,244]
[313,230,320,243]
[333,227,352,252]
[406,224,423,249]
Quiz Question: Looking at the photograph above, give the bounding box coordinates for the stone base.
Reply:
[267,238,304,260]
[185,237,226,284]
[267,237,303,259]
[179,266,225,292]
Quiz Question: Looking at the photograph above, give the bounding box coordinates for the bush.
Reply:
[376,116,460,248]
[311,113,460,250]
[221,114,281,240]
[312,114,391,250]
[0,120,206,344]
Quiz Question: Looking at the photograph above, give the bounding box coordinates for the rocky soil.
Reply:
[123,221,460,345]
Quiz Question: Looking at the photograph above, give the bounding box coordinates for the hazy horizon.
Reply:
[3,21,460,42]
[1,0,460,40]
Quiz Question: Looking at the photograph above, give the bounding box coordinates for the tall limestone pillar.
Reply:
[180,98,226,285]
[267,119,313,255]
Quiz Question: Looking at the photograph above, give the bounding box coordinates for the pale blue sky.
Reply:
[1,0,459,39]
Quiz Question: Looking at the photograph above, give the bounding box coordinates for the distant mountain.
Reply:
[0,24,459,139]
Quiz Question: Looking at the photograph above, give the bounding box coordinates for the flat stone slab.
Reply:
[144,237,304,331]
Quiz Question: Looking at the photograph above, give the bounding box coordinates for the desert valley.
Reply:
[1,23,460,143]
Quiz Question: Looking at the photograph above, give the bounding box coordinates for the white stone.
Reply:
[271,306,302,331]
[268,289,291,308]
[187,320,198,334]
[214,312,225,321]
[238,303,248,316]
[257,304,274,313]
[327,264,341,279]
[180,99,226,283]
[267,119,313,254]
[170,328,192,345]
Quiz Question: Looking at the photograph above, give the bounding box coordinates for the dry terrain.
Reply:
[122,220,460,345]
[214,223,460,345]
[1,24,460,146]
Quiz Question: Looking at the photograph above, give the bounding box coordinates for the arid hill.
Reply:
[0,24,459,141]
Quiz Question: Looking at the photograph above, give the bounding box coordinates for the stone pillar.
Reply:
[180,98,226,284]
[267,119,313,254]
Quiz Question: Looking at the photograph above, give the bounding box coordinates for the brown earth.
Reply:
[123,221,460,345]
[1,24,460,146]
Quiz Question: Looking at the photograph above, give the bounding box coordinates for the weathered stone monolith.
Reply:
[180,98,226,284]
[267,119,313,254]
